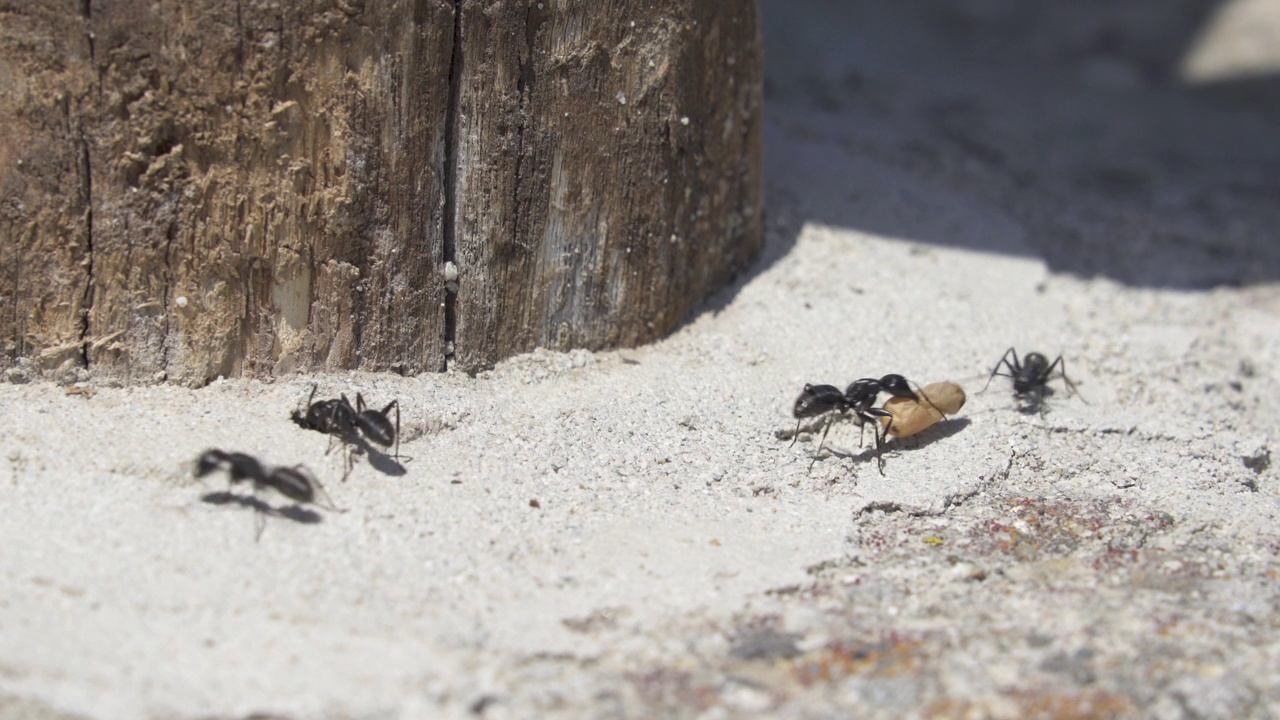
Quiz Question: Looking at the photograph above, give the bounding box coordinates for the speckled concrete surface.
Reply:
[3,2,1280,718]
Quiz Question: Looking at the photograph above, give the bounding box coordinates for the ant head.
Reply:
[193,449,226,478]
[1023,352,1049,369]
[877,374,918,399]
[794,384,844,418]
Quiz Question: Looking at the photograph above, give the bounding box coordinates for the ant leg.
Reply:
[354,393,371,455]
[341,444,354,482]
[300,466,345,513]
[979,348,1018,394]
[808,416,835,471]
[865,409,892,476]
[292,383,318,421]
[788,418,803,448]
[908,379,948,421]
[248,484,268,542]
[319,397,343,455]
[387,400,400,459]
[877,432,886,475]
[1045,355,1087,403]
[253,509,267,542]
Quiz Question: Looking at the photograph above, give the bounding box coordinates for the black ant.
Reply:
[292,385,358,443]
[352,392,400,459]
[291,385,401,478]
[194,448,342,539]
[791,374,932,474]
[845,374,939,415]
[790,383,853,454]
[979,348,1084,411]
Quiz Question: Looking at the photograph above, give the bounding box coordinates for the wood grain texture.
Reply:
[1,0,762,382]
[451,0,763,371]
[2,0,453,384]
[81,0,454,382]
[0,1,95,379]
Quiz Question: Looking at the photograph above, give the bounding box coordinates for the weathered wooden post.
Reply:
[1,0,762,384]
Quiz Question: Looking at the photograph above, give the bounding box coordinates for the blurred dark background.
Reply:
[758,0,1280,288]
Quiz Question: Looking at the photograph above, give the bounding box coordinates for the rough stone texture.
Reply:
[0,0,764,384]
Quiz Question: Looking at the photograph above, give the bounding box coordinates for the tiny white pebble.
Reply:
[616,92,627,105]
[680,116,689,125]
[444,261,459,282]
[175,296,188,308]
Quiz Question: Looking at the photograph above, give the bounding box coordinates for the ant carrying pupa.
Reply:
[878,381,966,438]
[790,374,940,474]
[979,348,1085,413]
[194,448,343,540]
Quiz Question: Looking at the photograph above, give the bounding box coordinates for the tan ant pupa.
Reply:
[878,381,966,438]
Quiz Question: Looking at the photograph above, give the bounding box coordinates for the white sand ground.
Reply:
[3,2,1280,718]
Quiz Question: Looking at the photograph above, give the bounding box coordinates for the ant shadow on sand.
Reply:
[192,448,345,541]
[199,491,323,541]
[824,417,974,470]
[345,437,408,478]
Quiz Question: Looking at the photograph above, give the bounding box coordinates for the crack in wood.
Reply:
[441,0,463,371]
[2,1,761,381]
[77,110,93,371]
[75,2,95,370]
